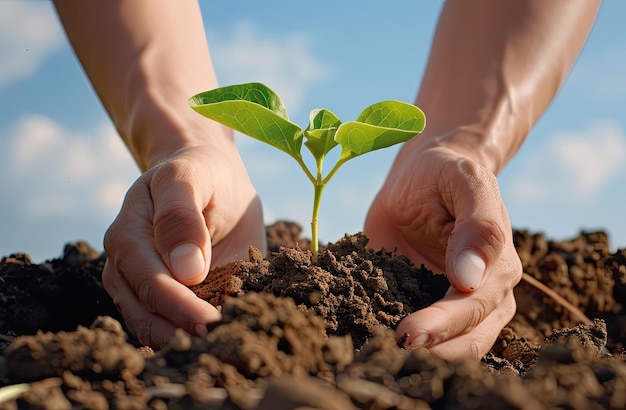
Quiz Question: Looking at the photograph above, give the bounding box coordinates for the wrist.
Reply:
[121,91,234,171]
[405,126,507,175]
[405,100,529,175]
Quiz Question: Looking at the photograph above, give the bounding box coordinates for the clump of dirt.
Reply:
[511,229,625,352]
[0,242,120,340]
[192,232,449,349]
[6,316,144,384]
[0,222,625,409]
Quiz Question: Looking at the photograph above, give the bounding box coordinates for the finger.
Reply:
[103,182,221,345]
[396,277,513,352]
[411,292,517,360]
[149,160,212,286]
[103,258,178,348]
[444,159,512,292]
[103,242,222,346]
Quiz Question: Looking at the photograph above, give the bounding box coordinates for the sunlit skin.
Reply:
[55,0,600,354]
[365,0,600,359]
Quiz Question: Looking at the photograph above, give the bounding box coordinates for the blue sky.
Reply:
[1,1,625,262]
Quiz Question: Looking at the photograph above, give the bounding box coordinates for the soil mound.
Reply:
[0,222,625,409]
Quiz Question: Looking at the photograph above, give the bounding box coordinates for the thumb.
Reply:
[450,247,486,292]
[445,162,508,292]
[149,165,212,286]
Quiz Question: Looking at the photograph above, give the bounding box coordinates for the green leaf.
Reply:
[188,82,304,158]
[304,108,341,161]
[334,100,425,160]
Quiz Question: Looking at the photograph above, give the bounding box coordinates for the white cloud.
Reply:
[551,121,626,196]
[4,115,138,220]
[0,1,64,86]
[209,21,331,115]
[11,114,62,164]
[509,120,626,201]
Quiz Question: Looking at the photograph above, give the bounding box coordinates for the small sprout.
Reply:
[189,82,425,261]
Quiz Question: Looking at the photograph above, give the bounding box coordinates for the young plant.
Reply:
[188,82,425,261]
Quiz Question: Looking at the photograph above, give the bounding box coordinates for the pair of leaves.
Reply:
[188,82,425,169]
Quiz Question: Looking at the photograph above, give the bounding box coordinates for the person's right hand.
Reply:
[102,135,265,349]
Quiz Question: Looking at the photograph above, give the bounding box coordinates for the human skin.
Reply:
[365,0,601,359]
[54,0,266,348]
[55,0,601,356]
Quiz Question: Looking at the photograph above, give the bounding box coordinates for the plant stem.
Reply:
[311,156,325,262]
[322,156,349,185]
[311,183,324,262]
[294,155,316,184]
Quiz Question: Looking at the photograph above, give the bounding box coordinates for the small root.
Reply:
[521,273,593,326]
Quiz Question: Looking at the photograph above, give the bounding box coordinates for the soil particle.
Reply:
[5,316,144,384]
[1,224,626,409]
[202,292,353,381]
[0,242,121,340]
[194,232,449,350]
[510,229,625,352]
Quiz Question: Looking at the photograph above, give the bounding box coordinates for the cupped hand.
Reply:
[102,140,265,349]
[364,143,522,360]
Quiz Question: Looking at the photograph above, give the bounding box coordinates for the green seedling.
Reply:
[189,82,425,261]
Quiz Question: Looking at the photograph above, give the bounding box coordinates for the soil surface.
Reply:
[1,221,625,409]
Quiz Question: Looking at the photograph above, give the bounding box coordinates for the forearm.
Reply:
[54,0,229,171]
[407,0,600,174]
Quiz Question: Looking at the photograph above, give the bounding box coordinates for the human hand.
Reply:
[102,139,265,349]
[364,142,522,360]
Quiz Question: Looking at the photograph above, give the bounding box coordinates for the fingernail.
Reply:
[454,249,485,290]
[194,323,208,338]
[169,243,205,283]
[408,333,430,349]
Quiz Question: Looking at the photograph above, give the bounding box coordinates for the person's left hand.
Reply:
[364,142,522,360]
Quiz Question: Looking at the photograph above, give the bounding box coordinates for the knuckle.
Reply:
[135,275,160,314]
[466,338,486,359]
[478,218,508,256]
[103,223,123,258]
[467,296,518,359]
[151,158,192,183]
[149,163,206,242]
[428,304,456,339]
[465,297,491,331]
[457,157,496,185]
[153,205,202,239]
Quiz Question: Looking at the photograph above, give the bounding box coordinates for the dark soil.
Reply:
[1,221,625,409]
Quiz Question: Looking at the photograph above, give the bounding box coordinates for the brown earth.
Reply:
[0,221,625,409]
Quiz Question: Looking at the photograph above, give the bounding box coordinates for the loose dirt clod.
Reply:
[0,223,625,409]
[194,232,449,349]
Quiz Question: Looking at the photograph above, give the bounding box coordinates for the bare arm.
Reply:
[54,0,230,170]
[407,0,600,174]
[53,1,265,348]
[366,0,601,359]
